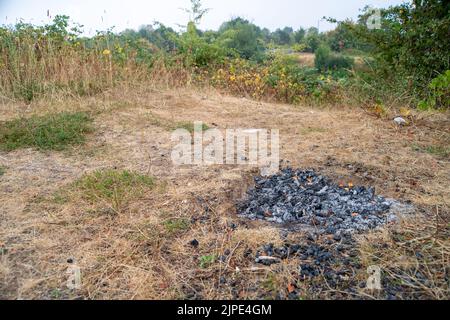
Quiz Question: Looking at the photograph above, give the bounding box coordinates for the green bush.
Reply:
[418,70,450,110]
[350,1,450,93]
[315,45,332,71]
[218,18,265,61]
[315,45,354,71]
[0,112,93,151]
[177,22,227,68]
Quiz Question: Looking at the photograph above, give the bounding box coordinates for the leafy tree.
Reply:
[348,1,449,88]
[323,21,369,52]
[218,18,265,60]
[177,22,226,67]
[293,28,306,44]
[181,0,211,26]
[136,23,177,51]
[304,27,321,52]
[272,27,293,45]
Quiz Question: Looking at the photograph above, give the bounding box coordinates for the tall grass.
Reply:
[0,16,190,102]
[0,15,428,109]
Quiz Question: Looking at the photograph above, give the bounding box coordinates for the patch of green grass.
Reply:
[163,218,190,234]
[52,192,69,205]
[299,126,327,135]
[50,289,62,299]
[199,254,217,269]
[0,166,5,177]
[174,122,209,134]
[0,112,93,151]
[261,273,278,299]
[413,144,450,158]
[75,169,155,213]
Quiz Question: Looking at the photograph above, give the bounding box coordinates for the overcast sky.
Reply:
[0,0,407,35]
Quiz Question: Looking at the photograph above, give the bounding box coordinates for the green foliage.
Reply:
[413,144,450,158]
[272,27,294,46]
[418,70,450,110]
[131,23,178,52]
[163,219,190,234]
[218,18,265,61]
[323,21,371,52]
[175,121,209,133]
[315,44,354,71]
[266,53,343,103]
[315,45,331,70]
[1,0,446,110]
[75,169,155,212]
[293,28,306,44]
[304,27,321,52]
[353,1,450,91]
[0,112,93,151]
[199,255,216,268]
[177,22,227,67]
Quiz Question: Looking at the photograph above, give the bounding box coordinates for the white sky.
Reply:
[0,0,407,35]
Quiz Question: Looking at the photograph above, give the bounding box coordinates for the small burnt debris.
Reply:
[237,168,408,235]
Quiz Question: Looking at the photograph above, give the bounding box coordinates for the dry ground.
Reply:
[0,85,448,300]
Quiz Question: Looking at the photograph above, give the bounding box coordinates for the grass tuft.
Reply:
[175,122,210,134]
[74,169,155,213]
[0,166,5,176]
[413,144,450,158]
[199,255,217,269]
[163,218,191,234]
[0,112,93,151]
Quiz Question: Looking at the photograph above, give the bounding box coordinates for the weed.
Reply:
[175,122,209,133]
[0,166,5,176]
[261,273,278,298]
[300,127,327,135]
[74,169,155,213]
[163,218,190,234]
[0,112,93,151]
[199,254,216,269]
[50,289,62,299]
[413,144,450,158]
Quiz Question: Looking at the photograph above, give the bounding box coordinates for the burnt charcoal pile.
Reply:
[238,168,401,235]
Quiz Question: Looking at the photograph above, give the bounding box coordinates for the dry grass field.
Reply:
[0,85,448,300]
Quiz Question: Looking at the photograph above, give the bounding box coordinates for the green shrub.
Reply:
[199,255,217,268]
[344,1,450,96]
[315,45,332,71]
[0,112,93,151]
[315,45,354,71]
[177,22,227,68]
[218,18,265,61]
[418,70,450,110]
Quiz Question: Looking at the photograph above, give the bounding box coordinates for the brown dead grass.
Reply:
[295,53,316,67]
[0,84,448,300]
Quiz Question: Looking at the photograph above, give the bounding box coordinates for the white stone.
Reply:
[394,117,407,126]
